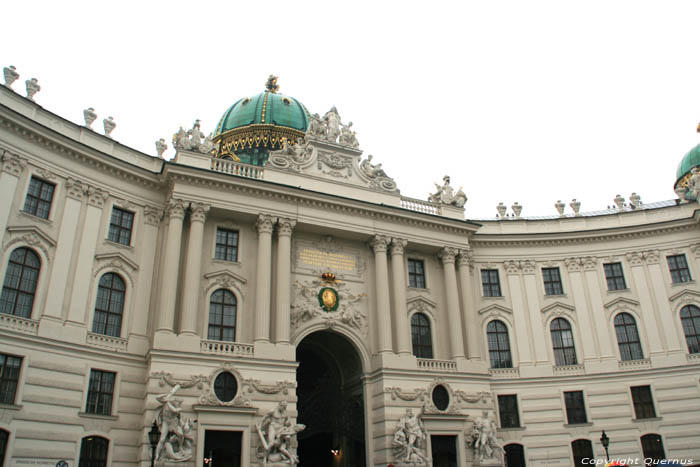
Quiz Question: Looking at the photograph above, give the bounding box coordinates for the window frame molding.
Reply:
[104,201,138,248]
[603,261,629,292]
[671,297,700,355]
[561,389,589,426]
[612,311,646,361]
[629,384,658,421]
[404,252,432,293]
[86,267,133,339]
[0,351,26,408]
[73,433,113,467]
[408,310,435,359]
[0,241,51,321]
[484,316,516,369]
[211,221,244,265]
[20,174,57,222]
[202,273,246,342]
[406,257,428,290]
[206,288,239,343]
[666,253,693,285]
[541,266,565,296]
[80,368,120,419]
[546,315,581,367]
[480,267,503,298]
[496,393,523,429]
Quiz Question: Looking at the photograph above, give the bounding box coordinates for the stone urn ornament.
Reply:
[511,202,522,218]
[496,203,507,219]
[570,199,581,216]
[613,194,625,210]
[554,200,565,217]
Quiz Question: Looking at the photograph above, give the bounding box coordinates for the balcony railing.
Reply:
[210,158,264,179]
[400,196,440,215]
[201,339,254,356]
[417,358,457,372]
[0,313,38,335]
[489,367,520,379]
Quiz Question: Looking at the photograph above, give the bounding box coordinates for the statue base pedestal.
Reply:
[474,459,503,467]
[390,461,432,467]
[158,461,195,467]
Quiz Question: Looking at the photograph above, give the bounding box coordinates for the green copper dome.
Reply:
[212,76,310,165]
[674,139,700,200]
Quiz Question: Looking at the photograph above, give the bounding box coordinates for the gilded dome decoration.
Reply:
[674,125,700,200]
[212,77,310,165]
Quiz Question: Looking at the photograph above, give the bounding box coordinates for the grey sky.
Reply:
[4,0,700,218]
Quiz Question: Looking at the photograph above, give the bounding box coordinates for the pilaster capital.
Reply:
[1,151,27,176]
[457,248,474,270]
[370,235,391,254]
[256,214,275,235]
[504,260,521,275]
[390,238,407,256]
[166,199,186,220]
[277,217,296,237]
[521,260,536,275]
[691,243,700,259]
[438,246,458,265]
[644,250,660,265]
[65,177,87,200]
[86,186,108,208]
[189,202,210,223]
[144,205,164,226]
[625,252,644,267]
[581,256,598,271]
[564,257,582,272]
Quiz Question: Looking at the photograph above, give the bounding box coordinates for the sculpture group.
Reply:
[468,411,503,464]
[428,175,467,208]
[256,401,305,465]
[173,120,216,154]
[306,107,359,149]
[153,385,195,462]
[392,408,431,465]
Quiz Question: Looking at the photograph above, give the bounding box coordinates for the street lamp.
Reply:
[600,430,610,462]
[148,421,160,467]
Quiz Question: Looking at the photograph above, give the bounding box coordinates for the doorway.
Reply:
[296,331,366,467]
[202,430,242,467]
[431,435,458,467]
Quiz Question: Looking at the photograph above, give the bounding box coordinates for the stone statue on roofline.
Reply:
[306,113,326,140]
[155,138,168,158]
[428,175,467,208]
[339,121,359,148]
[172,120,216,154]
[323,106,342,143]
[688,166,700,202]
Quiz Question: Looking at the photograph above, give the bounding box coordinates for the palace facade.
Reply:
[0,76,699,467]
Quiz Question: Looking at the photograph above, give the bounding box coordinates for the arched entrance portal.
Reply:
[296,331,366,467]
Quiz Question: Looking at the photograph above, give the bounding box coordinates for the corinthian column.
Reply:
[371,235,393,354]
[254,214,275,343]
[390,238,411,355]
[157,199,186,333]
[179,203,210,335]
[276,218,296,344]
[440,246,465,360]
[458,248,481,360]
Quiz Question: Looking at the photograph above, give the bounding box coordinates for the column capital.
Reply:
[643,250,660,265]
[189,202,210,223]
[370,234,391,254]
[86,186,109,208]
[582,256,598,271]
[256,213,275,234]
[625,252,644,267]
[564,257,582,272]
[144,205,164,226]
[277,217,297,237]
[439,246,458,265]
[390,238,407,256]
[65,177,87,200]
[1,151,27,176]
[166,199,186,220]
[457,248,474,270]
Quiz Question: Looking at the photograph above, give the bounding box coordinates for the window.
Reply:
[215,228,239,262]
[411,313,433,359]
[107,207,134,245]
[614,313,644,360]
[504,444,526,467]
[432,384,450,411]
[0,429,8,467]
[407,259,426,288]
[543,267,563,295]
[0,353,22,404]
[641,434,665,462]
[213,371,238,403]
[604,262,627,291]
[551,318,577,366]
[23,177,54,219]
[631,385,656,419]
[487,320,512,368]
[564,391,587,424]
[86,370,115,416]
[92,273,125,337]
[0,247,40,318]
[208,289,237,342]
[79,436,109,467]
[481,269,501,297]
[497,395,520,428]
[572,439,594,467]
[667,254,691,283]
[680,305,700,354]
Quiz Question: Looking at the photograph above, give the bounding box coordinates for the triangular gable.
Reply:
[94,252,139,271]
[541,301,575,314]
[477,303,513,315]
[603,296,640,310]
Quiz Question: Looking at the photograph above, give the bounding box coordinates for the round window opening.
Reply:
[214,371,238,403]
[432,384,450,411]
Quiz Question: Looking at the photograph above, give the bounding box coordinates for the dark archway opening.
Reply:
[296,331,366,467]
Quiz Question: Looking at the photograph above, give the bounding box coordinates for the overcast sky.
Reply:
[4,1,700,219]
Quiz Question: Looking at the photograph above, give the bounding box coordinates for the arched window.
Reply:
[411,313,433,359]
[680,305,700,354]
[0,429,8,466]
[208,289,237,342]
[551,318,577,366]
[614,313,644,360]
[572,439,594,467]
[641,434,665,462]
[79,436,109,467]
[0,247,40,318]
[487,320,512,368]
[92,273,125,337]
[504,443,526,467]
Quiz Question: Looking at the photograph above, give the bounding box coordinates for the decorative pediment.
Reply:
[603,297,640,310]
[541,301,575,315]
[3,225,56,261]
[477,303,512,315]
[668,289,700,306]
[407,295,438,316]
[204,269,248,295]
[93,252,138,286]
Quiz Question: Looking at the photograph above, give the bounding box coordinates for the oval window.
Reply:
[214,371,238,403]
[432,384,449,411]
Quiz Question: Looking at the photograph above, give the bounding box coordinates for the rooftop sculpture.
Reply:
[428,175,467,208]
[3,65,19,88]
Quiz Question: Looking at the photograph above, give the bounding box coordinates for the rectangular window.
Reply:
[0,353,22,404]
[215,228,239,262]
[564,391,587,424]
[481,269,502,297]
[107,207,134,245]
[604,262,627,291]
[543,267,564,295]
[408,259,426,288]
[631,385,656,419]
[23,177,55,219]
[667,254,691,284]
[86,369,116,416]
[497,394,520,428]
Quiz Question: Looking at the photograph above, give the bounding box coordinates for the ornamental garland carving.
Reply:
[243,379,295,395]
[317,152,353,178]
[198,364,252,408]
[3,231,54,262]
[386,380,491,416]
[291,275,367,334]
[152,371,208,389]
[266,139,315,173]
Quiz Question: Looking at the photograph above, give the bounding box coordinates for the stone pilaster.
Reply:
[626,252,664,355]
[179,203,210,336]
[458,248,481,360]
[156,199,186,333]
[276,218,296,344]
[371,235,393,354]
[390,238,410,355]
[440,246,465,360]
[132,206,162,339]
[0,152,26,237]
[254,214,275,343]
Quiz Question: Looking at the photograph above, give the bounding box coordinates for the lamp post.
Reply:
[148,421,160,467]
[600,430,610,462]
